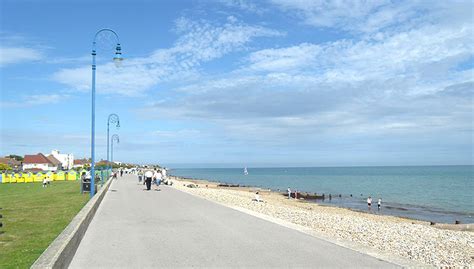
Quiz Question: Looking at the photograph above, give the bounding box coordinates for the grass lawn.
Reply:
[0,181,89,268]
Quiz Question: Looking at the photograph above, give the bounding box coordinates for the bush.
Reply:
[0,163,12,170]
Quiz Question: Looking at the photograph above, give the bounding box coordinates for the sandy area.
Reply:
[170,176,474,267]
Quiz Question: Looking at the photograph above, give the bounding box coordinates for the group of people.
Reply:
[112,169,125,179]
[286,187,383,211]
[137,168,169,191]
[367,196,382,211]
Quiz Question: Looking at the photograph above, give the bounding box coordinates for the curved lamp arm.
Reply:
[111,134,120,144]
[92,28,123,65]
[108,113,120,128]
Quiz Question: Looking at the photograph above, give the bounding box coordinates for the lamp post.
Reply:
[107,113,120,183]
[90,29,123,198]
[111,134,120,166]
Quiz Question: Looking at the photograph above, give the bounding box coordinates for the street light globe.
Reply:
[113,44,123,67]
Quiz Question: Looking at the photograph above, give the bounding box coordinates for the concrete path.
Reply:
[70,174,397,268]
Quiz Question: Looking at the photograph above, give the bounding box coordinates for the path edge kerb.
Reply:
[173,185,430,269]
[31,178,114,269]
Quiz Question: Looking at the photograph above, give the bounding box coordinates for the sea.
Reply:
[169,165,474,224]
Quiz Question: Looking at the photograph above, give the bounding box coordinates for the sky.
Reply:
[0,0,473,168]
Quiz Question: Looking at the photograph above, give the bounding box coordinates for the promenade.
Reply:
[69,174,396,268]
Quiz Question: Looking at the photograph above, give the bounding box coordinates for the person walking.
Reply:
[287,187,291,199]
[377,198,382,211]
[153,169,162,190]
[120,169,124,177]
[144,170,153,191]
[161,168,167,184]
[138,170,143,184]
[367,196,372,211]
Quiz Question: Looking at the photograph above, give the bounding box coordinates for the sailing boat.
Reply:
[244,167,248,175]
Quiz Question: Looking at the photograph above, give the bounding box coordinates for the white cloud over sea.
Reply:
[135,1,473,152]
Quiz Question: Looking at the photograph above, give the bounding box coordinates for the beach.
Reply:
[171,166,474,224]
[170,176,474,267]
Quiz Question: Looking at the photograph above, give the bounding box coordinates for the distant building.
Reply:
[73,158,88,169]
[23,153,59,171]
[50,150,74,170]
[0,157,21,170]
[46,154,62,170]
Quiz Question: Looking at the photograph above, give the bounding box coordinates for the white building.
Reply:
[51,150,74,170]
[23,153,59,171]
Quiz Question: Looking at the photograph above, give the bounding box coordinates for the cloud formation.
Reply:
[0,46,43,67]
[52,17,283,96]
[2,1,472,165]
[138,1,473,150]
[0,94,69,108]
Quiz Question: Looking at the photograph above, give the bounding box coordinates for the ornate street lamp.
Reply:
[106,113,120,184]
[90,29,123,197]
[111,134,120,165]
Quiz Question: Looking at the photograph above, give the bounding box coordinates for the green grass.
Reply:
[0,181,89,269]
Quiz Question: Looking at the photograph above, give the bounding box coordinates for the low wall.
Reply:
[31,177,114,269]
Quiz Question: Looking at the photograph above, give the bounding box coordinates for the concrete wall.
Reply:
[31,177,113,269]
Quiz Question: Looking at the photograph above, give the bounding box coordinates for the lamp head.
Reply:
[113,43,123,67]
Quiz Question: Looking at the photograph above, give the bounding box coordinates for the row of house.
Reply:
[0,150,89,172]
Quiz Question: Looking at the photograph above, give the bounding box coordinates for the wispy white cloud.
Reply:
[153,129,201,138]
[0,46,43,67]
[0,94,69,108]
[52,17,283,96]
[217,0,264,14]
[45,55,90,65]
[268,0,473,35]
[245,24,474,89]
[269,0,397,32]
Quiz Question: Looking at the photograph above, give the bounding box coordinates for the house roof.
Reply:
[23,153,52,164]
[47,155,61,166]
[74,159,88,165]
[0,157,21,166]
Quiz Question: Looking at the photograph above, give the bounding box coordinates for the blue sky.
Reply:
[0,0,473,167]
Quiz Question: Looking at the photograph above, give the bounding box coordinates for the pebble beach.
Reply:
[170,176,474,268]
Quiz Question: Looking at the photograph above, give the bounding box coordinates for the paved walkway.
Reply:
[70,174,396,268]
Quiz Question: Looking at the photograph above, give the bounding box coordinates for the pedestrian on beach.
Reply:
[378,198,382,211]
[367,196,372,210]
[120,169,123,177]
[287,187,291,199]
[253,191,263,202]
[144,170,153,191]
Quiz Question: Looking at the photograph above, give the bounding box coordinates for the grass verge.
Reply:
[0,181,88,268]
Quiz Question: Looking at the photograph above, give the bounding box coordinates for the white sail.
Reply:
[244,167,248,175]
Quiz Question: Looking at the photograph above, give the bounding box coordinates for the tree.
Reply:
[7,155,23,162]
[0,163,12,170]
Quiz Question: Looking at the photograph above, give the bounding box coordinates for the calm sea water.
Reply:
[170,166,474,224]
